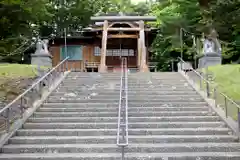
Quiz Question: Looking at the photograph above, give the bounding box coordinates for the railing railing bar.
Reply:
[178,57,240,132]
[178,57,240,109]
[117,57,128,160]
[125,58,129,145]
[225,97,228,117]
[117,59,124,145]
[0,57,69,114]
[0,57,69,133]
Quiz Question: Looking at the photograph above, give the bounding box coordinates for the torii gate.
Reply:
[90,15,156,73]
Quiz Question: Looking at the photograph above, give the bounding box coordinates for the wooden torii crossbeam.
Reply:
[90,16,156,22]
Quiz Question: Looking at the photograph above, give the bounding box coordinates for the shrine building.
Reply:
[49,13,157,72]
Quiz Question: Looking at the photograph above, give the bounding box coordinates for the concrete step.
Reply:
[3,71,236,159]
[63,78,186,81]
[56,85,194,90]
[64,75,121,77]
[8,136,117,144]
[60,83,191,87]
[46,98,204,103]
[52,91,199,96]
[3,143,240,154]
[2,144,120,154]
[123,152,240,160]
[66,73,182,76]
[66,74,121,77]
[48,95,204,100]
[9,135,238,144]
[127,88,194,91]
[63,77,184,80]
[1,152,240,160]
[66,75,121,77]
[33,111,119,117]
[55,88,195,92]
[60,82,190,86]
[17,129,117,136]
[131,78,186,81]
[57,86,194,90]
[62,80,186,83]
[27,116,220,123]
[116,83,190,86]
[42,102,208,108]
[23,121,225,129]
[32,111,213,117]
[63,78,120,81]
[48,94,202,100]
[127,121,225,128]
[68,76,121,78]
[46,99,121,103]
[17,128,231,136]
[66,75,182,78]
[125,87,192,90]
[23,122,117,129]
[37,106,209,112]
[55,88,119,92]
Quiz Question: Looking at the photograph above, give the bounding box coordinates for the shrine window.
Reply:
[105,49,135,56]
[107,50,113,56]
[94,47,101,56]
[60,45,82,60]
[129,49,134,56]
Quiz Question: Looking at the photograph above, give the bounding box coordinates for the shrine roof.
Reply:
[91,12,156,22]
[91,16,156,22]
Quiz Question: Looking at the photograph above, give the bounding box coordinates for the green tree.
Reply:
[132,1,151,15]
[0,0,109,61]
[150,0,240,71]
[0,0,52,61]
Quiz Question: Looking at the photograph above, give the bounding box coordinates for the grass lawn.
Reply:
[0,64,51,130]
[0,64,48,103]
[208,64,240,101]
[0,64,38,78]
[0,64,41,132]
[201,64,240,120]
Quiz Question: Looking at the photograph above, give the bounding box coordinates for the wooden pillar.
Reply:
[139,20,148,72]
[146,33,149,67]
[99,20,108,72]
[137,38,141,68]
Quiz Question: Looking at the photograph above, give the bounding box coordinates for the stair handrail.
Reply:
[0,57,69,133]
[178,57,240,132]
[117,57,129,159]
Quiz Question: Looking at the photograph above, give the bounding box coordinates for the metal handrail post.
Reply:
[178,57,240,133]
[0,57,69,133]
[117,57,129,160]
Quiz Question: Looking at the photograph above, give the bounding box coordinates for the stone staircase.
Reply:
[1,72,240,159]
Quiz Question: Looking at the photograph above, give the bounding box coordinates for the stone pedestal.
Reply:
[178,62,193,71]
[31,53,52,77]
[31,53,53,68]
[198,53,222,69]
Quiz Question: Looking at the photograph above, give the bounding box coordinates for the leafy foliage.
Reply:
[0,0,239,67]
[151,0,240,71]
[0,0,52,61]
[0,0,109,61]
